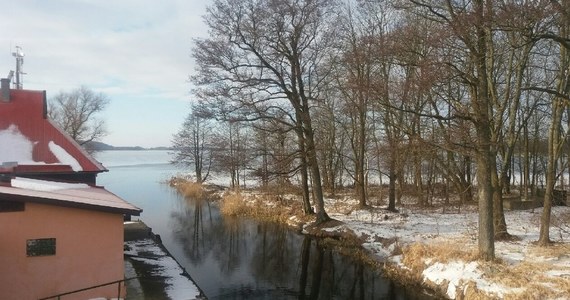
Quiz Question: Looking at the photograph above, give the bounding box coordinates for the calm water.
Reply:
[95,150,431,300]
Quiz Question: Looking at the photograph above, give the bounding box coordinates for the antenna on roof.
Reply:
[11,46,25,89]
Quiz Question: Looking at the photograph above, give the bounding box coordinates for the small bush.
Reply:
[401,242,479,280]
[176,181,204,198]
[219,191,308,225]
[220,193,248,216]
[399,242,570,299]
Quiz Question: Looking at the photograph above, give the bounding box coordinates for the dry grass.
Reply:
[219,191,309,225]
[527,242,570,258]
[329,199,357,215]
[167,177,570,299]
[219,192,249,216]
[173,180,204,198]
[402,241,479,274]
[396,241,570,299]
[392,241,480,297]
[482,260,570,300]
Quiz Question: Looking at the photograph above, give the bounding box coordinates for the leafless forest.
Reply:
[171,0,570,260]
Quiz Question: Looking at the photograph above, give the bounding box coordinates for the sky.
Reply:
[0,0,211,148]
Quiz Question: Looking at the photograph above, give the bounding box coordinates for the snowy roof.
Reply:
[0,177,141,216]
[0,89,106,173]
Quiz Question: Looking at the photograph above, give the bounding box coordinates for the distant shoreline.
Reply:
[85,141,172,151]
[102,147,173,151]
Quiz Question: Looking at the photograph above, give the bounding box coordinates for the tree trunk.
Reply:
[356,98,368,208]
[538,118,558,245]
[195,161,203,183]
[296,126,315,215]
[304,123,330,224]
[492,164,509,240]
[387,156,397,212]
[539,98,564,245]
[475,132,495,260]
[539,5,569,244]
[474,0,495,260]
[464,155,473,203]
[523,123,529,200]
[415,150,425,206]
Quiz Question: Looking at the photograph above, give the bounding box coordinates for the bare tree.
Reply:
[484,1,545,240]
[314,93,346,195]
[404,0,499,260]
[334,1,386,208]
[48,86,109,147]
[251,118,297,188]
[212,120,251,188]
[192,0,339,223]
[536,0,570,246]
[171,109,212,183]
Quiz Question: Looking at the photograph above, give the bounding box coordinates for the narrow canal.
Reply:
[96,150,432,300]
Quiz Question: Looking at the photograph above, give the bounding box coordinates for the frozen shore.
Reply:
[223,189,570,299]
[124,221,206,300]
[318,200,570,299]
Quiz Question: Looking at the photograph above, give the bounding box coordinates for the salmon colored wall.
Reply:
[0,202,125,300]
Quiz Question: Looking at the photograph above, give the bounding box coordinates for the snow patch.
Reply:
[423,261,481,298]
[364,242,392,258]
[389,255,410,270]
[126,239,202,300]
[11,177,89,191]
[49,141,83,171]
[422,261,523,299]
[546,270,570,277]
[235,190,570,299]
[0,124,36,164]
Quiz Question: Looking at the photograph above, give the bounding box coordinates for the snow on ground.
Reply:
[185,173,570,299]
[319,196,570,299]
[125,239,202,300]
[221,185,570,298]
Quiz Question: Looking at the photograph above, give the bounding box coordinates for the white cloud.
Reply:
[0,0,211,147]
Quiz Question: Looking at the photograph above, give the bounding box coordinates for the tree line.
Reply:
[172,0,570,260]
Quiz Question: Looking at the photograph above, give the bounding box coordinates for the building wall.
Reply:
[0,202,125,300]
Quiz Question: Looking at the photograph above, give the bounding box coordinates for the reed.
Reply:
[175,181,204,198]
[219,191,306,224]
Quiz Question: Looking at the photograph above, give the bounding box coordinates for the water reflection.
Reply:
[171,194,431,300]
[94,151,434,299]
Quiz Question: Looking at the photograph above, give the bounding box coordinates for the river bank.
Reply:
[97,151,413,299]
[172,179,570,299]
[124,220,206,300]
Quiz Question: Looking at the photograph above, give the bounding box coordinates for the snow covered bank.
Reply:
[125,239,204,300]
[320,197,570,299]
[191,184,570,299]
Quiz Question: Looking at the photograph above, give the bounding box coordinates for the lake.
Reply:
[95,150,432,299]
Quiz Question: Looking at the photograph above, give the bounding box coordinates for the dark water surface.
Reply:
[96,151,432,300]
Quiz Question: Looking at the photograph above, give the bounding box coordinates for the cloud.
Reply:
[0,0,211,147]
[1,0,207,95]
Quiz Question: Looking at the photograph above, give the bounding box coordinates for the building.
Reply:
[0,81,142,299]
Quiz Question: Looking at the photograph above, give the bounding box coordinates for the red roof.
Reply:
[0,177,141,215]
[0,89,105,173]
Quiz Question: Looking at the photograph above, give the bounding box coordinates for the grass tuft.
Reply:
[397,241,570,299]
[219,192,248,216]
[219,191,309,225]
[402,241,478,274]
[174,180,204,198]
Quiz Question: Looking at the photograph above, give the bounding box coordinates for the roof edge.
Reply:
[1,192,142,216]
[46,118,108,172]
